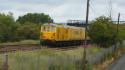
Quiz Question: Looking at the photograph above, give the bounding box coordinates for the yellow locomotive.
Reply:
[40,23,88,46]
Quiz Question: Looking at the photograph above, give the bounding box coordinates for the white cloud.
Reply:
[0,0,125,22]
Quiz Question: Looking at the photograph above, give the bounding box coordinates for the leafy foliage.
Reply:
[0,13,18,42]
[0,13,53,42]
[88,16,122,48]
[16,22,40,40]
[117,24,125,40]
[16,13,53,24]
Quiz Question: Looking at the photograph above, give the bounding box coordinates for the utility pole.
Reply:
[114,13,120,57]
[83,0,90,70]
[116,13,120,49]
[109,0,112,20]
[117,13,120,33]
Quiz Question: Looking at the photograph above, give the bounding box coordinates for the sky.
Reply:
[0,0,125,23]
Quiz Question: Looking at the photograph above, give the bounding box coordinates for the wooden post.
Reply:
[83,0,90,70]
[3,53,8,70]
[117,13,120,34]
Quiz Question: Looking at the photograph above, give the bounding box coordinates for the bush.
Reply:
[0,13,18,42]
[88,16,120,48]
[0,13,54,43]
[16,22,40,40]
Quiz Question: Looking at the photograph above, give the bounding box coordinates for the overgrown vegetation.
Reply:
[0,47,102,70]
[16,22,40,40]
[16,13,53,24]
[0,13,53,42]
[93,42,125,70]
[88,16,125,48]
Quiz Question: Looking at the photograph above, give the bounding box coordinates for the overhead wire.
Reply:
[89,0,97,15]
[105,0,110,17]
[85,0,115,20]
[89,0,98,20]
[108,0,113,19]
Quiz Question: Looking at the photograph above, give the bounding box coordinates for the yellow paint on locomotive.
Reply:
[41,32,55,40]
[40,24,87,42]
[40,24,56,41]
[55,27,69,41]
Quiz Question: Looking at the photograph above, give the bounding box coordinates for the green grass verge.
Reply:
[0,47,103,70]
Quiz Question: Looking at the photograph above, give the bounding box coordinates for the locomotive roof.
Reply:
[43,23,85,29]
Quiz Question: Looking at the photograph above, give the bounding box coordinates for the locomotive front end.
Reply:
[40,24,56,45]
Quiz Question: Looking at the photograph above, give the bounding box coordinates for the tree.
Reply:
[16,22,40,40]
[0,13,18,42]
[0,13,42,42]
[16,13,53,24]
[88,16,119,48]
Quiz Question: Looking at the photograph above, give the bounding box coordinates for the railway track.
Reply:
[0,44,81,54]
[0,44,41,54]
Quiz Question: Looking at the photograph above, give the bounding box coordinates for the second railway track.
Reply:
[0,44,40,54]
[0,44,81,54]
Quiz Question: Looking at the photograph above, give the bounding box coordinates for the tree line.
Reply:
[88,16,125,48]
[0,12,125,48]
[0,13,53,42]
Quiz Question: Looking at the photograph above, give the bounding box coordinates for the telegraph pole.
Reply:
[83,0,90,70]
[116,13,120,49]
[114,13,120,57]
[109,0,112,20]
[117,13,120,33]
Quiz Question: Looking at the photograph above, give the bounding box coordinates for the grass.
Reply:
[0,46,102,70]
[0,40,104,70]
[93,42,125,70]
[0,40,40,46]
[0,54,4,70]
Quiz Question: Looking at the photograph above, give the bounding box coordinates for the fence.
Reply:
[0,53,84,70]
[87,41,125,67]
[0,41,125,70]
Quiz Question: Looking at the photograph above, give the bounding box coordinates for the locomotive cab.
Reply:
[40,24,56,41]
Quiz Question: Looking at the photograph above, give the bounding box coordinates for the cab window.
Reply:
[42,25,56,32]
[42,26,46,32]
[50,26,56,32]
